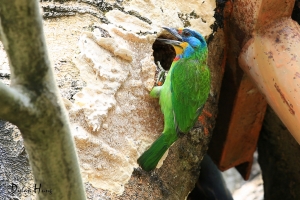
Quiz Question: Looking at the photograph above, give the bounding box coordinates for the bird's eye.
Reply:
[182,31,191,37]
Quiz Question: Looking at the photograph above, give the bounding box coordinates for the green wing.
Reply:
[171,58,210,133]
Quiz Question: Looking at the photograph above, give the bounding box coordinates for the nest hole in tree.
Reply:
[152,33,179,71]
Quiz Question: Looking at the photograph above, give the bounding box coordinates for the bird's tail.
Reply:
[137,133,177,171]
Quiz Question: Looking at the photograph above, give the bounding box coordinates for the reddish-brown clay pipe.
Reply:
[239,19,300,143]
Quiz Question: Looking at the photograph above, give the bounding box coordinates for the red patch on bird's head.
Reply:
[177,28,183,35]
[173,56,180,61]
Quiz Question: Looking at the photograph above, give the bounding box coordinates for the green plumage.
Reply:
[138,27,210,171]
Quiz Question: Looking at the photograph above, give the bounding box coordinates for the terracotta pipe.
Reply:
[239,19,300,143]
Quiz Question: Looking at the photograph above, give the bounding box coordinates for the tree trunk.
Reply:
[0,0,86,199]
[258,106,300,200]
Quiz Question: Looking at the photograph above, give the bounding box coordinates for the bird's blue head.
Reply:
[157,27,207,59]
[176,28,207,49]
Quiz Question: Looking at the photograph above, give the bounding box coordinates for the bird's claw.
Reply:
[156,61,166,86]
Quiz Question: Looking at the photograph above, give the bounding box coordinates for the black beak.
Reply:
[156,38,182,46]
[156,27,183,46]
[162,26,183,41]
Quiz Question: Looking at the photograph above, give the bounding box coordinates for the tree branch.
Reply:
[0,0,50,90]
[0,0,86,199]
[0,81,33,123]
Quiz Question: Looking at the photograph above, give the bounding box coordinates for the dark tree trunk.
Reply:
[258,106,300,200]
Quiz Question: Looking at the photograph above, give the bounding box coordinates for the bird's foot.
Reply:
[156,61,167,86]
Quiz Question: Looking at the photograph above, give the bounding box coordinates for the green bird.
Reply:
[138,27,211,171]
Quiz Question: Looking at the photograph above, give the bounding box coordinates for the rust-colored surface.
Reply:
[209,0,300,180]
[209,0,268,180]
[209,72,267,180]
[220,75,267,179]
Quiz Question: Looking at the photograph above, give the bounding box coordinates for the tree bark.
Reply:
[0,0,86,199]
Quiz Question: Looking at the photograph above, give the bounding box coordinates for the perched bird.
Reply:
[137,27,211,171]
